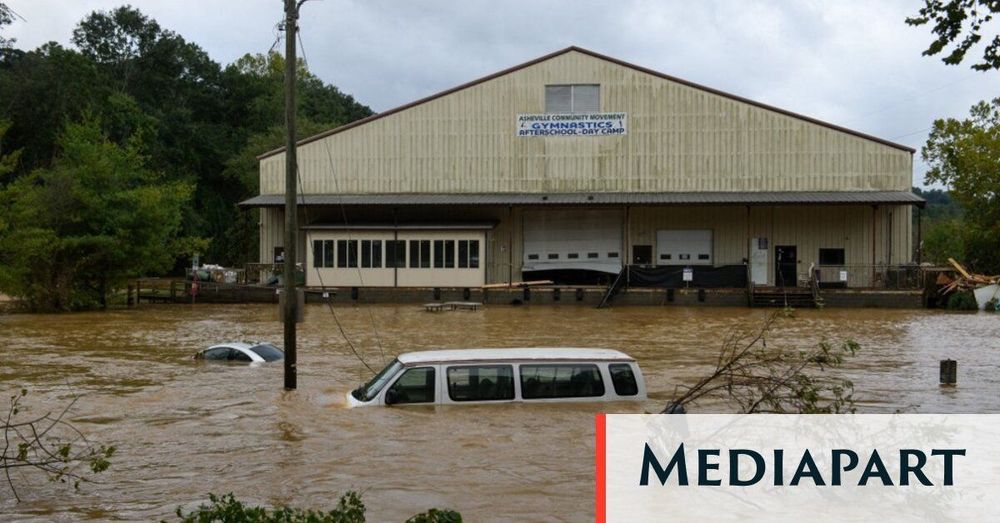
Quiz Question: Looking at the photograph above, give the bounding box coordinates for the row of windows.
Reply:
[313,239,480,269]
[660,253,711,261]
[527,252,619,261]
[386,363,638,404]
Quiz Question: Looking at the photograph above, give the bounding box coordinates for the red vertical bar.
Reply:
[595,413,607,523]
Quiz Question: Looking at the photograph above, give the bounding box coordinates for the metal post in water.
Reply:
[940,359,957,386]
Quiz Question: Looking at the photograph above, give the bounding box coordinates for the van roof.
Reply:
[396,348,635,365]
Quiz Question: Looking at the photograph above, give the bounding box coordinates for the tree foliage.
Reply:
[0,2,15,49]
[0,5,373,303]
[906,0,1000,70]
[2,389,115,502]
[0,118,197,310]
[922,98,1000,272]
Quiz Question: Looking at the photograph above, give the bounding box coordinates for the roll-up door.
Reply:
[656,230,713,265]
[522,209,623,274]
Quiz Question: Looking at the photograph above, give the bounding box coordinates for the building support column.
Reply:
[507,205,513,286]
[916,206,923,265]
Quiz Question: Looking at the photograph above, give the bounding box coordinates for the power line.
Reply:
[293,26,386,372]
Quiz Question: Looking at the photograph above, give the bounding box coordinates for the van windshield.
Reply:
[353,359,404,401]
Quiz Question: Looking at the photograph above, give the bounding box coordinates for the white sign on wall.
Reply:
[516,113,627,137]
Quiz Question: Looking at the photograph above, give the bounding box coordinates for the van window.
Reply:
[520,364,605,399]
[387,367,435,404]
[447,365,514,402]
[609,364,639,396]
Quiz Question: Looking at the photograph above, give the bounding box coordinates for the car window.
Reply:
[248,344,283,362]
[230,350,252,362]
[609,364,639,396]
[358,359,403,401]
[520,364,605,399]
[201,347,232,361]
[447,365,514,402]
[387,367,435,404]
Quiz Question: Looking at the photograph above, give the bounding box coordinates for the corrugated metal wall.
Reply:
[259,50,911,195]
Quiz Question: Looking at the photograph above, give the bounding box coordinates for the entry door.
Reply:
[775,245,797,287]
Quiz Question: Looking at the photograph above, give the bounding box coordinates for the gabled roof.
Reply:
[258,46,915,160]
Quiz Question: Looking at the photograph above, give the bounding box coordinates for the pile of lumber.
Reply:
[481,280,554,289]
[938,258,999,294]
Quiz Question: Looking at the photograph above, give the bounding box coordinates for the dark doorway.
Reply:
[632,245,652,265]
[775,245,797,287]
[273,247,285,263]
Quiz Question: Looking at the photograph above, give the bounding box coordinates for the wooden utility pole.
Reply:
[282,0,301,390]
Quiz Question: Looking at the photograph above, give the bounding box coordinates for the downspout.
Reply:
[393,207,398,288]
[508,205,513,286]
[624,204,630,289]
[888,208,893,266]
[871,205,877,287]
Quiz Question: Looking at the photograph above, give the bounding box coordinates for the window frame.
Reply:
[818,248,846,266]
[445,364,516,402]
[518,363,606,400]
[545,84,600,114]
[385,366,437,405]
[608,363,639,397]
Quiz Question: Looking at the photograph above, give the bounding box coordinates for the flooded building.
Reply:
[240,47,923,290]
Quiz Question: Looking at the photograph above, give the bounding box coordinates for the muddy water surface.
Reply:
[1,304,998,521]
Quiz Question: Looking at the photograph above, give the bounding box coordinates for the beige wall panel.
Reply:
[623,204,913,287]
[260,51,912,196]
[259,208,283,263]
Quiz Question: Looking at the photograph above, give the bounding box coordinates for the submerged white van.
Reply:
[346,348,646,407]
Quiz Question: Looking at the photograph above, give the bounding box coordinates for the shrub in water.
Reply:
[174,492,461,523]
[947,291,979,311]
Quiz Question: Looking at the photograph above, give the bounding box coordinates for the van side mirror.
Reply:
[385,389,399,405]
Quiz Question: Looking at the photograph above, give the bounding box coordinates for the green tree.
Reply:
[0,2,13,49]
[922,98,1000,272]
[0,118,198,310]
[0,43,109,174]
[906,0,1000,70]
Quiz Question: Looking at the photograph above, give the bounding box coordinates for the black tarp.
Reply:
[626,265,747,288]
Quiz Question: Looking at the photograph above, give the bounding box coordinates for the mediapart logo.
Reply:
[639,443,965,487]
[597,414,1000,523]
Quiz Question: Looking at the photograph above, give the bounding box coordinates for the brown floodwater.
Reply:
[0,304,998,521]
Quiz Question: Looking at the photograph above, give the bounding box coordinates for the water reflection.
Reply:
[0,304,998,520]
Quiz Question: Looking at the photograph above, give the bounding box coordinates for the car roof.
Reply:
[396,348,635,365]
[208,342,254,351]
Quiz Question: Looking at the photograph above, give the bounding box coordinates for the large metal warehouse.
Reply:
[240,46,923,291]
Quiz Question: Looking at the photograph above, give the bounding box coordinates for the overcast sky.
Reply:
[5,0,999,187]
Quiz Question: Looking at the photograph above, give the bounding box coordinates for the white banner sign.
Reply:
[516,113,627,137]
[598,414,1000,523]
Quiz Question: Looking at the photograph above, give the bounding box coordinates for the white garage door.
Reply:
[656,229,713,265]
[523,210,623,274]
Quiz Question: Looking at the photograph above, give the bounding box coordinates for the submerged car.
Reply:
[347,348,646,407]
[195,343,284,364]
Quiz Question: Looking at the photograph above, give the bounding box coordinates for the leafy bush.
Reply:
[946,291,979,311]
[174,492,461,523]
[985,298,998,312]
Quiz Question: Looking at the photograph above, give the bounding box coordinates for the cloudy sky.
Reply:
[5,0,999,186]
